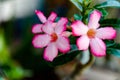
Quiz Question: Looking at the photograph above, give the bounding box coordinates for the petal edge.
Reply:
[88,10,102,29]
[32,24,42,34]
[56,36,70,53]
[96,27,116,40]
[77,35,90,50]
[71,21,88,36]
[32,34,51,48]
[90,38,106,57]
[43,43,58,61]
[35,10,47,23]
[55,17,68,34]
[48,12,57,21]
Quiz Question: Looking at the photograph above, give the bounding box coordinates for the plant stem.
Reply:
[71,54,94,80]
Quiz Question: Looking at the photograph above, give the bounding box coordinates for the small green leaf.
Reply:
[78,0,83,3]
[95,0,120,8]
[105,40,116,47]
[83,0,92,6]
[108,48,120,58]
[74,14,82,20]
[107,43,120,58]
[70,0,83,11]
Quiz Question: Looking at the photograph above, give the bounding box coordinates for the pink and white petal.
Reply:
[48,12,57,21]
[61,31,72,37]
[56,36,70,53]
[71,21,88,36]
[32,34,51,48]
[44,43,58,61]
[90,37,106,57]
[32,24,43,33]
[42,21,54,34]
[52,23,57,28]
[35,10,47,23]
[77,35,90,50]
[88,10,102,29]
[96,27,116,40]
[55,18,68,34]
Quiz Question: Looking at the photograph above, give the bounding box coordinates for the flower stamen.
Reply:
[87,29,96,38]
[51,33,58,42]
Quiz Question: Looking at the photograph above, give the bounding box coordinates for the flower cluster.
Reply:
[32,10,116,62]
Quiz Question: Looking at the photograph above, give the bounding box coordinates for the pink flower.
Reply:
[32,10,57,34]
[71,10,116,57]
[32,18,70,61]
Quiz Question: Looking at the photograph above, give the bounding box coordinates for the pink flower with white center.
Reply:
[32,10,57,34]
[32,18,70,61]
[71,10,116,57]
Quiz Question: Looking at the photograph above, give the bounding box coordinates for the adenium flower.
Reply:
[32,18,70,61]
[32,10,57,33]
[71,10,116,57]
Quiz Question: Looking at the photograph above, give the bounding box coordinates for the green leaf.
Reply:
[46,45,81,66]
[83,0,92,6]
[70,0,83,11]
[108,48,120,58]
[105,40,116,48]
[69,36,77,44]
[78,0,83,3]
[0,29,10,64]
[100,19,120,28]
[95,0,120,8]
[74,14,82,20]
[107,43,120,58]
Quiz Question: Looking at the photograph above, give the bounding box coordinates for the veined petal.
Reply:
[35,10,47,23]
[96,27,116,40]
[88,10,101,29]
[32,34,51,48]
[77,35,90,50]
[44,43,58,61]
[48,12,57,21]
[71,21,88,36]
[42,21,54,34]
[55,18,68,34]
[56,36,70,53]
[90,38,106,57]
[32,24,42,33]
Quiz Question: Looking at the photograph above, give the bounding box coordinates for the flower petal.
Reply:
[90,38,106,57]
[56,36,70,53]
[77,35,90,50]
[32,24,42,33]
[48,12,57,21]
[55,18,68,34]
[32,34,51,48]
[88,10,101,29]
[71,21,88,36]
[42,21,54,34]
[61,31,72,37]
[96,27,116,40]
[35,10,47,23]
[44,43,58,61]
